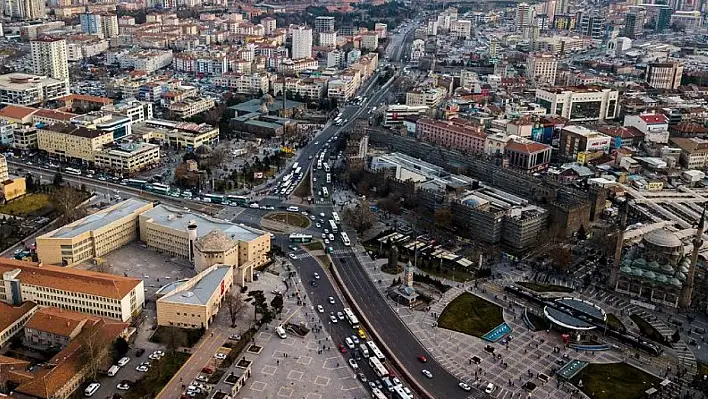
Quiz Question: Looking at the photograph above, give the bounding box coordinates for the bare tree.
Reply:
[224,292,245,328]
[52,186,87,224]
[78,322,105,381]
[342,201,376,234]
[93,258,112,274]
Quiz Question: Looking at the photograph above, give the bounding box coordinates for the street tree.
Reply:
[53,172,63,186]
[270,294,284,314]
[78,322,105,381]
[224,292,245,328]
[52,187,87,224]
[342,201,376,234]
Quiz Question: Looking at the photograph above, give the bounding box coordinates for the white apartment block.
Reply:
[319,31,337,47]
[361,33,379,51]
[278,58,318,74]
[535,86,619,122]
[95,142,161,173]
[102,100,153,123]
[173,52,228,76]
[406,87,447,107]
[31,38,69,83]
[526,53,557,86]
[0,73,69,106]
[291,25,313,60]
[0,153,8,181]
[66,38,109,61]
[212,73,270,94]
[101,13,119,38]
[328,78,357,102]
[450,19,472,40]
[273,77,327,101]
[106,49,173,74]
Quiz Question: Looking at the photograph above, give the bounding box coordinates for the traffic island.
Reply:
[262,212,311,229]
[438,292,505,338]
[568,362,661,399]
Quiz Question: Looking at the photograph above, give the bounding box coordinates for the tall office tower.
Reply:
[80,12,102,36]
[315,16,335,33]
[31,37,69,83]
[656,6,672,31]
[526,53,558,86]
[101,13,118,38]
[555,0,568,14]
[7,0,45,20]
[579,14,605,39]
[623,13,638,38]
[516,3,530,30]
[291,26,313,60]
[646,61,684,89]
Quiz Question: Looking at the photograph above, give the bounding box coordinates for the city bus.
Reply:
[343,307,359,328]
[64,167,81,175]
[369,357,388,378]
[126,179,148,189]
[227,195,249,206]
[326,173,331,184]
[372,388,387,399]
[289,233,313,243]
[332,212,341,224]
[150,183,170,195]
[367,341,386,362]
[294,166,302,176]
[322,187,329,198]
[341,232,351,247]
[328,219,338,233]
[203,194,225,204]
[292,162,299,171]
[317,160,322,170]
[392,385,413,399]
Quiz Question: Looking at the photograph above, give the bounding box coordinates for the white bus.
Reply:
[326,173,331,184]
[369,357,388,378]
[294,166,302,176]
[289,233,313,243]
[341,232,351,247]
[322,187,329,198]
[292,162,299,171]
[392,385,413,399]
[343,307,359,328]
[367,341,386,362]
[328,219,338,233]
[64,167,81,175]
[332,212,341,224]
[372,388,388,399]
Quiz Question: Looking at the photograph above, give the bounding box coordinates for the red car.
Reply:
[338,344,347,353]
[417,355,427,363]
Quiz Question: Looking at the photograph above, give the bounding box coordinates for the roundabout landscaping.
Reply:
[262,212,311,229]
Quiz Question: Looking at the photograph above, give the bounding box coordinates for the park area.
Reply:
[570,362,661,399]
[438,292,504,338]
[0,193,52,217]
[263,212,310,228]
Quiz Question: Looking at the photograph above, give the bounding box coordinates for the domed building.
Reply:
[614,228,691,308]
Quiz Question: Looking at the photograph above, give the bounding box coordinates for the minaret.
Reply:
[679,206,705,308]
[608,199,628,288]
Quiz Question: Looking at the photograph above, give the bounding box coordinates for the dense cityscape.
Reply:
[0,0,708,398]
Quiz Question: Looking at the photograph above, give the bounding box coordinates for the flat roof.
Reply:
[160,265,231,305]
[44,198,151,239]
[142,204,264,242]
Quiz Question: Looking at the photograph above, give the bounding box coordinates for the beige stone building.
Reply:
[0,177,26,202]
[36,198,154,266]
[94,142,160,174]
[132,119,219,150]
[156,264,233,329]
[139,205,270,285]
[37,123,114,162]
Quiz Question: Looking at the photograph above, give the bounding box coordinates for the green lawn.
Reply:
[125,352,190,399]
[304,241,324,251]
[570,362,660,399]
[263,212,310,228]
[150,326,204,348]
[606,313,627,333]
[0,193,52,217]
[518,281,574,293]
[630,314,669,345]
[438,292,504,338]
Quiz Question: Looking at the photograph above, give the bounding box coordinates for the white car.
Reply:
[324,239,330,244]
[485,383,494,394]
[329,314,338,323]
[301,211,308,216]
[195,375,209,383]
[351,335,360,345]
[136,365,149,372]
[328,296,335,304]
[422,369,433,379]
[288,253,296,259]
[321,233,326,238]
[319,212,326,217]
[310,215,316,220]
[313,273,320,280]
[324,229,329,234]
[214,353,227,360]
[459,382,471,391]
[316,223,321,228]
[345,337,355,349]
[117,357,130,367]
[337,311,344,320]
[349,359,358,369]
[116,381,131,390]
[317,305,325,313]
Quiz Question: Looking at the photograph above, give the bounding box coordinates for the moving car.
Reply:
[313,272,320,280]
[317,305,324,313]
[135,365,149,372]
[337,311,345,320]
[338,344,347,353]
[345,337,355,349]
[275,326,287,339]
[117,357,130,367]
[348,359,358,369]
[422,369,433,378]
[417,355,427,363]
[117,381,131,390]
[328,296,335,304]
[329,315,338,323]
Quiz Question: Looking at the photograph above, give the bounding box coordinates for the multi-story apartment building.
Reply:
[261,17,276,34]
[37,123,114,162]
[31,37,69,83]
[278,57,318,74]
[131,118,219,149]
[416,118,486,154]
[361,32,379,50]
[291,25,312,60]
[212,73,271,94]
[671,137,708,169]
[646,61,683,90]
[80,12,102,36]
[0,154,8,181]
[535,86,619,122]
[314,16,335,33]
[559,125,611,161]
[36,198,154,267]
[504,138,552,172]
[94,141,160,174]
[19,21,64,40]
[101,99,153,123]
[6,0,45,20]
[526,53,557,86]
[168,96,215,119]
[450,19,472,39]
[173,52,228,76]
[106,49,173,74]
[0,258,144,321]
[65,36,110,61]
[406,87,447,107]
[272,77,327,101]
[670,11,702,30]
[101,13,119,38]
[12,126,38,150]
[0,121,14,146]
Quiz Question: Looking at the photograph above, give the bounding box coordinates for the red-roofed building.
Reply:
[623,112,669,143]
[417,118,487,154]
[504,138,552,172]
[597,126,645,149]
[0,105,38,125]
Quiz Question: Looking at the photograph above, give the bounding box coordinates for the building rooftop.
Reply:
[0,259,142,299]
[160,265,231,305]
[42,198,152,239]
[39,123,110,139]
[0,73,64,91]
[562,125,609,139]
[0,302,36,333]
[141,204,264,242]
[228,98,305,115]
[24,307,99,338]
[0,105,38,120]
